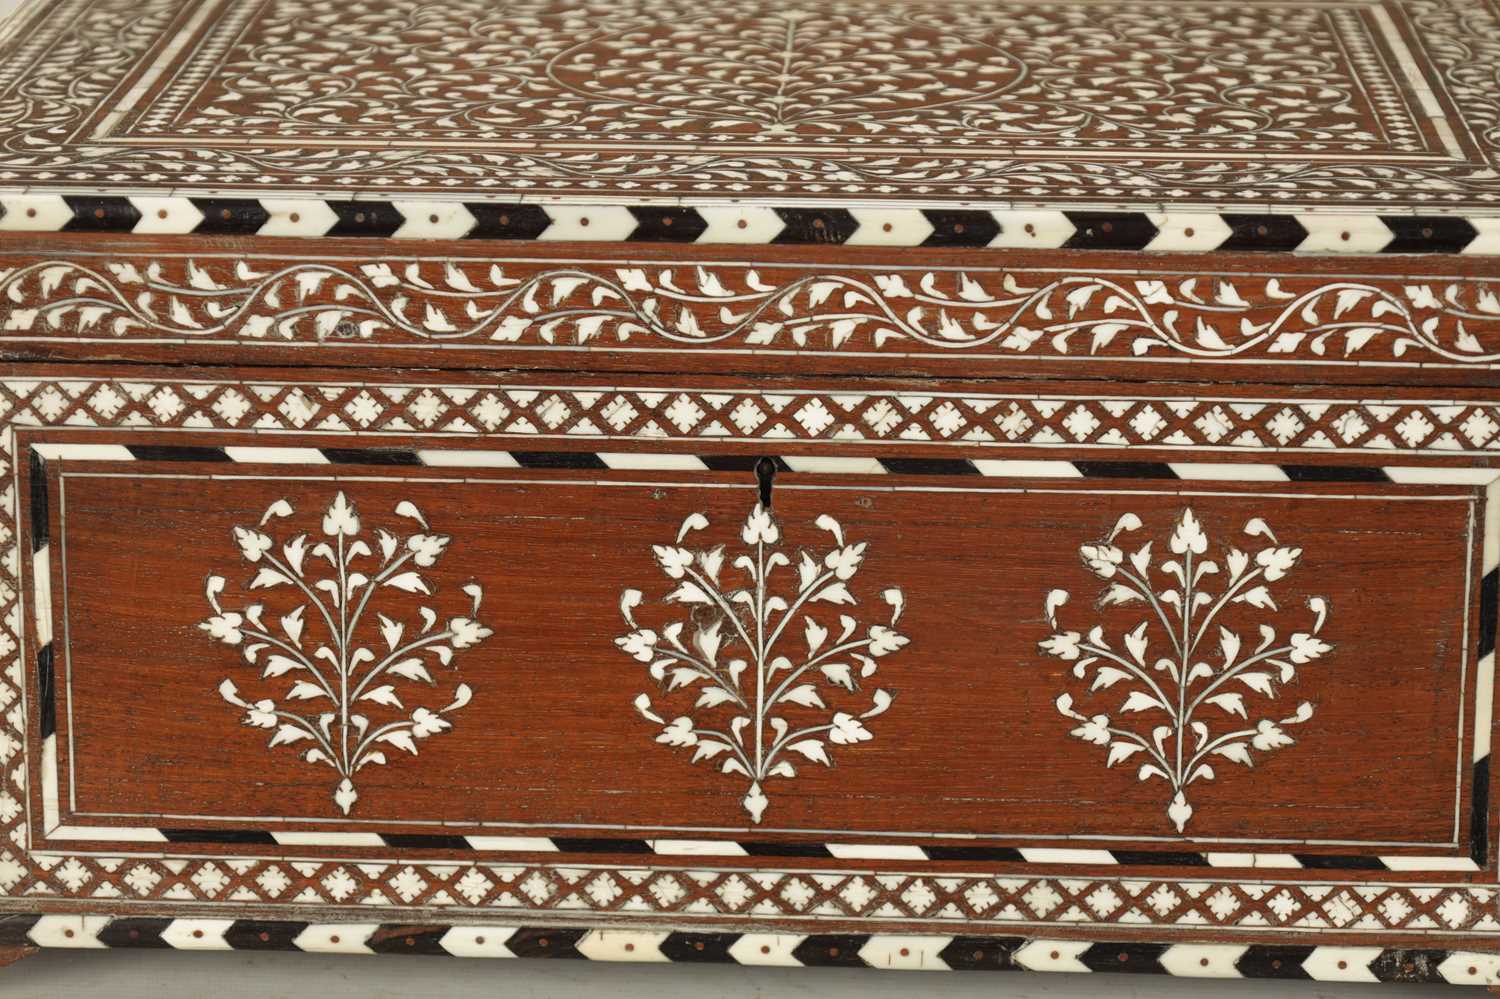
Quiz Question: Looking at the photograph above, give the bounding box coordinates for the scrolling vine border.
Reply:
[6,254,1500,365]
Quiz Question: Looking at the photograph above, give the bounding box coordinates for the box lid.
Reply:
[0,0,1498,254]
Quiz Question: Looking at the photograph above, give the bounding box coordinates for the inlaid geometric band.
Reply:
[26,443,1496,874]
[65,829,1479,874]
[3,194,1499,254]
[4,914,1499,983]
[26,440,1500,482]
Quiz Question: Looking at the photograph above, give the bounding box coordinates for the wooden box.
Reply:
[0,0,1498,987]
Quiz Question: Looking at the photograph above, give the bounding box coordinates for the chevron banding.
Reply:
[0,195,1493,253]
[3,913,1497,982]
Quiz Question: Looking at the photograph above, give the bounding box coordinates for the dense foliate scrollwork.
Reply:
[6,260,1500,365]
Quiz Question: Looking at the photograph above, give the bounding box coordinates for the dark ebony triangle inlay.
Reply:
[62,196,141,233]
[504,927,587,959]
[876,458,980,476]
[326,201,404,237]
[548,836,653,855]
[1471,755,1490,866]
[772,208,858,244]
[1079,941,1169,974]
[190,198,271,235]
[1479,570,1498,659]
[36,643,55,740]
[29,448,47,552]
[792,934,870,967]
[738,840,833,858]
[1062,212,1157,250]
[1218,214,1310,252]
[0,914,41,948]
[1236,945,1316,979]
[1106,849,1211,867]
[1289,853,1388,870]
[125,445,232,463]
[317,447,422,466]
[1382,216,1478,254]
[1072,461,1178,479]
[1279,465,1389,483]
[627,206,708,243]
[97,917,175,949]
[659,932,740,963]
[379,833,472,851]
[224,920,305,951]
[465,203,551,240]
[508,451,608,469]
[160,828,277,845]
[938,936,1024,971]
[921,210,1000,247]
[368,926,451,955]
[923,845,1025,862]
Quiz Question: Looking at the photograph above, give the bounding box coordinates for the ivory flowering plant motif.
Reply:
[1039,509,1334,832]
[199,492,492,815]
[616,502,906,823]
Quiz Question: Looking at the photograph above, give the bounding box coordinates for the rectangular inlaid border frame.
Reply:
[20,441,1496,875]
[3,370,1500,948]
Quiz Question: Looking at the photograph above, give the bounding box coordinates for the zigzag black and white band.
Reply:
[25,442,1496,874]
[3,914,1499,983]
[2,194,1498,254]
[26,441,1500,482]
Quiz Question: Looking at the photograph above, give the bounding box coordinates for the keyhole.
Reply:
[755,457,776,509]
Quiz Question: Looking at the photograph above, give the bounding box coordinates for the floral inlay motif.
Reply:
[200,492,491,814]
[2,0,1498,204]
[1039,509,1334,832]
[7,259,1500,364]
[186,0,1380,147]
[616,502,906,822]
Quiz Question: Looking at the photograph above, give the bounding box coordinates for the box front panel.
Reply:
[0,368,1496,956]
[32,451,1477,855]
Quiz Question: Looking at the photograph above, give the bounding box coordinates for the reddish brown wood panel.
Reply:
[0,365,1496,952]
[2,236,1500,387]
[1,0,1500,975]
[29,440,1481,857]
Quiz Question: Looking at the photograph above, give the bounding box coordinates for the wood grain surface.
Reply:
[40,456,1477,853]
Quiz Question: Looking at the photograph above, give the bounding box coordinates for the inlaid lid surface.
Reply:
[0,0,1497,236]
